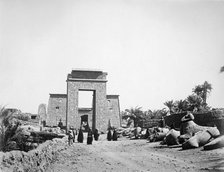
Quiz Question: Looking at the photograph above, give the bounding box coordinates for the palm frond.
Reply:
[220,66,224,73]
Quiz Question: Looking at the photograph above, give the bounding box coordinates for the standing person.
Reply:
[112,129,118,141]
[145,128,150,139]
[77,128,84,143]
[87,129,93,145]
[58,119,63,129]
[107,129,112,141]
[68,130,73,146]
[75,128,78,135]
[72,129,76,143]
[160,116,165,128]
[93,128,99,141]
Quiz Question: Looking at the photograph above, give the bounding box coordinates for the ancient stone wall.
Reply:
[67,80,108,132]
[106,95,121,129]
[47,69,121,133]
[70,70,107,79]
[38,104,47,121]
[46,94,67,127]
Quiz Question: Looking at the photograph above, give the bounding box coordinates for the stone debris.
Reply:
[145,113,222,151]
[163,129,180,146]
[179,112,220,144]
[204,135,224,150]
[182,130,215,150]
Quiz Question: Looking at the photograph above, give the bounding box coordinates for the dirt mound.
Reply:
[0,137,67,172]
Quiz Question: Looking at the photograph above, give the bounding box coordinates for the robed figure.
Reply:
[107,129,112,141]
[87,129,93,145]
[93,129,99,141]
[112,129,118,141]
[77,129,84,143]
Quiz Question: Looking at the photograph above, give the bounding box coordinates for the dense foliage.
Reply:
[0,107,32,152]
[164,81,212,114]
[121,106,166,127]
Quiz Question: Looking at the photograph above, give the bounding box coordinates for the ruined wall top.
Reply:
[106,95,119,99]
[49,94,67,98]
[67,68,107,82]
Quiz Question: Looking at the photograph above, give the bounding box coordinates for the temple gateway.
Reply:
[46,69,121,132]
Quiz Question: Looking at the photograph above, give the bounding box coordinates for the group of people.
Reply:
[107,129,118,141]
[68,127,118,145]
[68,128,100,146]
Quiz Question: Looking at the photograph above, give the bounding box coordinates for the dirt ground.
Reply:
[48,134,224,172]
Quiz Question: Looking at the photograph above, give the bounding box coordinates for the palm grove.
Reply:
[122,80,214,128]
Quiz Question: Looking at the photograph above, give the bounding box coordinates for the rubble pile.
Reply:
[147,112,224,150]
[163,129,180,146]
[4,125,66,152]
[204,135,224,150]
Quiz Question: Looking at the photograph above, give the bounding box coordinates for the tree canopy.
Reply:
[192,81,212,106]
[220,66,224,73]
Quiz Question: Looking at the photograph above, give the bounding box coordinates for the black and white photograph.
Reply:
[0,0,224,171]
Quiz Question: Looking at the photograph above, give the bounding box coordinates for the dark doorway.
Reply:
[78,90,96,131]
[81,115,89,132]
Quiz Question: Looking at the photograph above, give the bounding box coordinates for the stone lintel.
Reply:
[106,95,119,99]
[49,94,67,98]
[78,108,92,111]
[68,69,107,80]
[66,78,107,82]
[72,68,103,72]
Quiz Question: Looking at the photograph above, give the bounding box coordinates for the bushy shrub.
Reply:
[0,107,22,152]
[15,113,30,121]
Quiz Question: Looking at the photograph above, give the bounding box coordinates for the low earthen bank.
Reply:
[0,137,67,172]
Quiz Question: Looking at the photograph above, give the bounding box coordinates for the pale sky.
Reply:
[0,0,224,114]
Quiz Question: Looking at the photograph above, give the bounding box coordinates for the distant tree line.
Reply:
[164,81,212,114]
[121,107,167,128]
[122,81,214,128]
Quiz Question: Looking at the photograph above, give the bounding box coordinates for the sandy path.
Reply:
[48,134,224,172]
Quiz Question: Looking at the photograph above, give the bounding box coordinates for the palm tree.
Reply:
[0,107,21,151]
[193,81,212,107]
[149,108,167,119]
[175,99,189,112]
[0,107,6,150]
[193,85,203,97]
[124,106,144,127]
[0,107,13,151]
[186,94,203,112]
[220,66,224,73]
[164,100,175,113]
[201,81,212,106]
[145,109,153,119]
